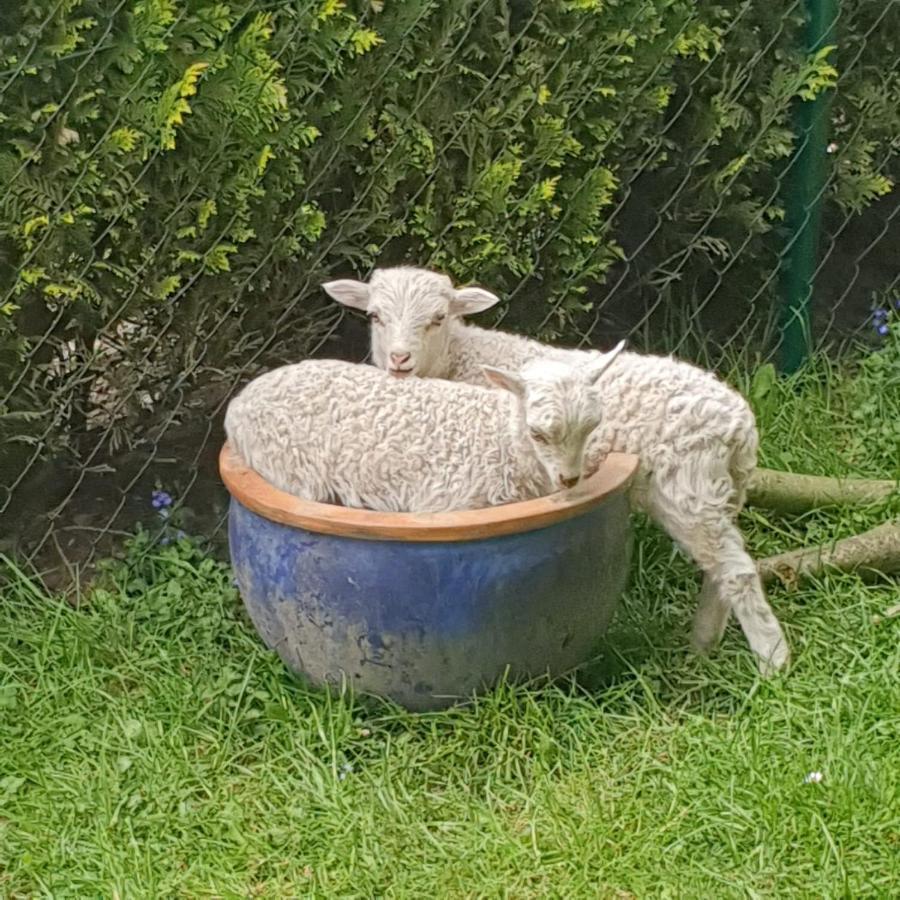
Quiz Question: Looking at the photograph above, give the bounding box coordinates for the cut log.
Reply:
[747,468,898,514]
[758,519,900,587]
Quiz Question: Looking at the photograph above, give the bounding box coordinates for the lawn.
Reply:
[2,349,899,898]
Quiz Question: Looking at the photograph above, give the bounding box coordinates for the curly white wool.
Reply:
[224,353,621,515]
[324,267,789,675]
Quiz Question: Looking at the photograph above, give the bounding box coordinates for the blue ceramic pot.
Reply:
[221,444,637,711]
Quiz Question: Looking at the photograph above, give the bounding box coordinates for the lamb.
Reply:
[224,351,623,515]
[323,266,789,675]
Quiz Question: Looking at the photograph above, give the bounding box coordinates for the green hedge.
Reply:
[1,0,897,475]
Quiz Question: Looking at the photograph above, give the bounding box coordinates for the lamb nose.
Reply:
[390,352,411,366]
[559,475,578,489]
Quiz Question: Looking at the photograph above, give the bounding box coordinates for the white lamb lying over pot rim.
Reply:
[224,350,623,515]
[324,267,789,676]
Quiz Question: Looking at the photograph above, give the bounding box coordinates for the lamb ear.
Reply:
[586,339,626,385]
[450,286,501,317]
[481,365,525,398]
[322,279,370,311]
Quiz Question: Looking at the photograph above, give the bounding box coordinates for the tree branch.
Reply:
[758,519,900,587]
[747,468,898,514]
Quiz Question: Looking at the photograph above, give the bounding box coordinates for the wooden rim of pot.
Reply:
[220,442,638,543]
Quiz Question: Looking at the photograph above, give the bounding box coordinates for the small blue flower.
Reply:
[877,323,890,337]
[893,297,900,310]
[873,307,888,321]
[151,489,173,509]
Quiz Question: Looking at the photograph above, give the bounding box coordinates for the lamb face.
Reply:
[323,266,499,378]
[484,345,624,491]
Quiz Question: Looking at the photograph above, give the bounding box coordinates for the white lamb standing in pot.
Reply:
[324,266,789,676]
[225,350,623,515]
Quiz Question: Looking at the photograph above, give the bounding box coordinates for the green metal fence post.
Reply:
[778,0,838,373]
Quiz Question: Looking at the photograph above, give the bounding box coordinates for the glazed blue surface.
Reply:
[229,494,632,710]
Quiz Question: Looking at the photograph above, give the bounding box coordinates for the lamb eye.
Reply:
[367,311,382,325]
[530,430,549,445]
[429,313,446,328]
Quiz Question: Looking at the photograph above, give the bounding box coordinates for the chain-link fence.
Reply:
[1,0,898,585]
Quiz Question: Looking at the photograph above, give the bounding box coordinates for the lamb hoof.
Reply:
[690,634,720,656]
[756,640,791,677]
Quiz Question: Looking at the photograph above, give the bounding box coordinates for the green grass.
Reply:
[2,347,900,898]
